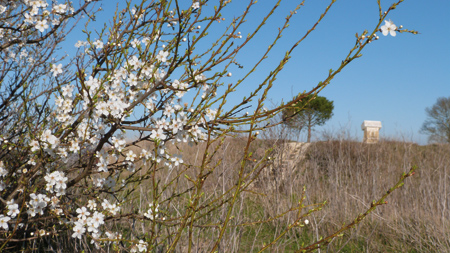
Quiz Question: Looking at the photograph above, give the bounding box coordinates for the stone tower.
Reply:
[361,120,382,143]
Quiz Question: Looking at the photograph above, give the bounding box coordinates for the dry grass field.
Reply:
[112,136,449,252]
[37,135,450,252]
[262,139,450,252]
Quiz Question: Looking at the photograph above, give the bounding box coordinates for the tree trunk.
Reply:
[307,125,311,142]
[307,114,312,142]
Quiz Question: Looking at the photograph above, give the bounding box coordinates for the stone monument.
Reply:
[361,120,382,143]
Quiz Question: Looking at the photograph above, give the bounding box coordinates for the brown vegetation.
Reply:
[117,137,449,252]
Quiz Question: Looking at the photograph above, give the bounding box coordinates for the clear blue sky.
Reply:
[66,0,450,144]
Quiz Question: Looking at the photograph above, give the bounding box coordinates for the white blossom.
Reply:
[381,20,397,37]
[0,161,6,177]
[206,108,217,120]
[35,20,49,32]
[144,203,159,220]
[76,206,90,220]
[93,40,104,49]
[0,5,6,15]
[87,200,97,210]
[53,4,66,14]
[51,63,63,77]
[171,155,183,167]
[156,50,169,62]
[136,240,148,252]
[125,150,137,162]
[0,215,11,230]
[72,223,86,239]
[27,193,49,217]
[7,200,20,218]
[192,2,200,9]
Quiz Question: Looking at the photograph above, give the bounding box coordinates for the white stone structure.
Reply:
[361,120,382,143]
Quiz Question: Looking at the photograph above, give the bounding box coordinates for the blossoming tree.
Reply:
[0,0,417,251]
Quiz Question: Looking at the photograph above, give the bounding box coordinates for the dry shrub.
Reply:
[259,139,450,252]
[104,135,449,252]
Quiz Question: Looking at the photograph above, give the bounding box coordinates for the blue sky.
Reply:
[216,0,450,144]
[67,0,449,144]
